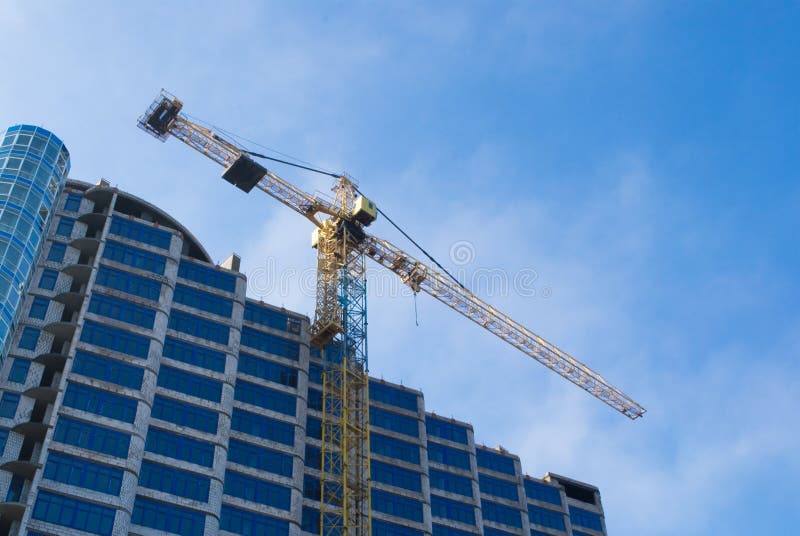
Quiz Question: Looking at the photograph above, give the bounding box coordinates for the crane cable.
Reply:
[351,185,468,292]
[186,113,468,292]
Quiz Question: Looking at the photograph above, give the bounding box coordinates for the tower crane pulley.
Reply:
[138,90,646,536]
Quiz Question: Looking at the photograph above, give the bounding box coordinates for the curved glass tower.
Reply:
[0,125,69,356]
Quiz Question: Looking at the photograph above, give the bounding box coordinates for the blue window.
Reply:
[426,416,469,444]
[231,408,294,446]
[163,336,226,373]
[47,241,66,262]
[174,284,232,317]
[302,506,320,534]
[169,310,229,344]
[482,500,522,528]
[569,506,603,531]
[528,505,566,531]
[80,321,150,358]
[38,269,58,290]
[432,524,475,536]
[371,460,422,492]
[428,442,471,470]
[152,395,219,434]
[18,327,40,350]
[572,531,594,536]
[29,296,49,319]
[0,429,8,455]
[372,489,423,522]
[303,474,321,500]
[306,416,322,440]
[32,491,116,536]
[220,505,288,536]
[157,365,222,402]
[8,359,30,383]
[370,406,419,437]
[139,460,210,502]
[524,479,562,506]
[244,302,302,334]
[309,361,323,384]
[109,216,171,249]
[64,382,138,422]
[305,444,322,470]
[72,351,144,389]
[131,496,205,536]
[484,528,517,536]
[324,342,342,361]
[373,519,424,536]
[178,260,236,292]
[229,438,293,477]
[238,352,298,387]
[89,293,156,329]
[307,387,322,411]
[370,381,418,411]
[102,240,166,274]
[96,265,161,301]
[240,326,298,359]
[55,217,75,237]
[54,416,131,458]
[429,468,473,497]
[7,474,23,501]
[479,473,519,501]
[431,495,475,525]
[371,432,420,464]
[235,379,296,416]
[0,392,20,417]
[63,193,82,212]
[224,471,291,510]
[145,427,214,467]
[476,449,516,475]
[43,451,123,495]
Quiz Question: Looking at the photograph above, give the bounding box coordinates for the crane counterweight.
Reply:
[222,155,267,192]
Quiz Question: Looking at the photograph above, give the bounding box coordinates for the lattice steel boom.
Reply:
[360,234,645,419]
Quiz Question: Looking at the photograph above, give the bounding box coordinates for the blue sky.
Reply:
[1,1,798,534]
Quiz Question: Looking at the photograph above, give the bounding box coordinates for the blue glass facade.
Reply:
[0,125,68,357]
[0,179,606,536]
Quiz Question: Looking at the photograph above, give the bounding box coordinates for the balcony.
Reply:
[0,475,29,520]
[0,459,41,480]
[33,352,67,368]
[12,402,52,441]
[61,262,93,282]
[1,436,43,480]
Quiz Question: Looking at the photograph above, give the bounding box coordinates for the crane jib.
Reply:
[137,89,646,421]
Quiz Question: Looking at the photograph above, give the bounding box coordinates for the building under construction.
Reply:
[0,165,608,534]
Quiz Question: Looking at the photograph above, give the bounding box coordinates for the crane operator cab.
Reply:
[311,195,377,249]
[351,195,377,226]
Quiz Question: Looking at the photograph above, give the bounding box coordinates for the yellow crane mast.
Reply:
[138,90,646,536]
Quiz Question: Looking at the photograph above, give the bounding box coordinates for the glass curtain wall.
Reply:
[0,125,69,356]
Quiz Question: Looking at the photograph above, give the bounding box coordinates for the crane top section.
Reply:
[139,91,183,141]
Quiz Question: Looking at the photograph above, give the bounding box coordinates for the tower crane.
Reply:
[138,90,645,536]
